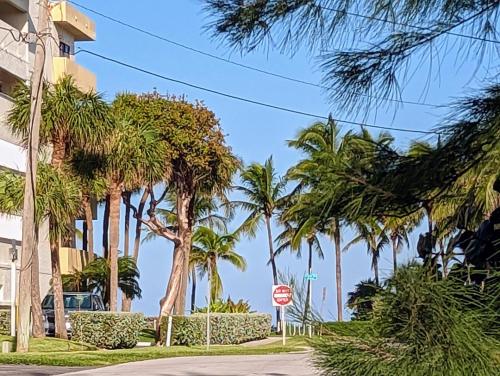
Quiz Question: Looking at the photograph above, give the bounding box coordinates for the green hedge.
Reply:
[70,312,145,349]
[0,310,9,335]
[160,313,271,346]
[321,321,374,338]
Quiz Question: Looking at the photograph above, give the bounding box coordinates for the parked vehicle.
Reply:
[42,292,105,336]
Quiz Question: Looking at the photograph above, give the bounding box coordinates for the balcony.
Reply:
[59,247,89,275]
[0,18,28,80]
[50,1,95,41]
[53,57,96,92]
[0,0,28,13]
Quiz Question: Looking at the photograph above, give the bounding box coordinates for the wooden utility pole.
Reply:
[16,0,49,352]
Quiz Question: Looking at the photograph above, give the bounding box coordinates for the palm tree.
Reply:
[103,103,167,311]
[7,76,109,339]
[344,220,389,286]
[275,221,324,326]
[0,164,81,337]
[383,217,414,273]
[62,256,141,304]
[234,156,286,326]
[286,118,348,321]
[190,227,246,302]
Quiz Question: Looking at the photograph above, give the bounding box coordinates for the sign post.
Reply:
[272,284,293,346]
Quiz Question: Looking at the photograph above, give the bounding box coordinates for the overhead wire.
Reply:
[75,48,442,135]
[68,0,448,109]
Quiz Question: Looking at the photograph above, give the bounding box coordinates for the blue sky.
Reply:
[73,0,494,318]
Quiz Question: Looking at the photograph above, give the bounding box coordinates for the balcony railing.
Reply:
[50,1,96,41]
[53,57,96,92]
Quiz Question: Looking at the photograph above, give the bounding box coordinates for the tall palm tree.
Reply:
[234,156,286,326]
[344,220,389,286]
[103,106,167,311]
[275,221,324,325]
[190,227,246,302]
[383,216,414,273]
[7,76,109,339]
[286,118,347,321]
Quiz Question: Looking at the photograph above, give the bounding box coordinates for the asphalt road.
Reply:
[0,365,90,375]
[60,353,317,376]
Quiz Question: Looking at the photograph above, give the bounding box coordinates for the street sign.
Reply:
[304,273,318,281]
[272,284,293,307]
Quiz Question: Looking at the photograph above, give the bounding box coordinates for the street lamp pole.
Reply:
[9,240,18,337]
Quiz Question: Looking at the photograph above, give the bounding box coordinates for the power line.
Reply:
[76,49,440,135]
[68,0,443,109]
[319,3,500,45]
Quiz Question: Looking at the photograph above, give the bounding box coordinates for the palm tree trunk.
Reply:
[122,188,149,312]
[373,253,380,286]
[333,219,342,322]
[103,195,110,259]
[31,224,45,338]
[83,197,94,261]
[108,183,121,312]
[392,236,398,273]
[121,191,132,312]
[265,215,280,329]
[49,223,68,339]
[190,268,197,313]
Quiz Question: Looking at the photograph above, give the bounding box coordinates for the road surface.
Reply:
[61,353,316,376]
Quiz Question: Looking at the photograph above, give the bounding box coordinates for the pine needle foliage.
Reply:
[312,265,500,376]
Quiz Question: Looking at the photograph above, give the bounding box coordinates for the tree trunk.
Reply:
[82,220,87,252]
[31,225,45,338]
[333,219,343,322]
[265,215,280,329]
[83,197,94,261]
[174,190,194,316]
[103,195,110,259]
[392,235,398,273]
[159,245,184,318]
[373,253,380,286]
[108,184,121,312]
[49,225,68,339]
[121,191,132,312]
[122,188,149,312]
[190,268,197,313]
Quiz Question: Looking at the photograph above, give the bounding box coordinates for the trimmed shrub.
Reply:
[70,312,145,349]
[0,310,9,335]
[160,313,271,346]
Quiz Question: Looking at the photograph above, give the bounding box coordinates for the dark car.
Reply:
[42,292,105,336]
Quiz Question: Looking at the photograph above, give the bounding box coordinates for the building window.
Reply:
[59,42,71,58]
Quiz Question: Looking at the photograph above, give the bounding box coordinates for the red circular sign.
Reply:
[273,285,292,306]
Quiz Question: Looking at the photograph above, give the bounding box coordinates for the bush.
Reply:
[321,321,374,339]
[0,310,9,335]
[194,298,252,313]
[160,313,271,346]
[312,265,500,376]
[70,312,145,349]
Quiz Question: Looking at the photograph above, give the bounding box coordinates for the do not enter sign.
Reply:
[272,284,293,307]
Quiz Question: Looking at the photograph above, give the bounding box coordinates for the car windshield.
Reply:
[42,294,92,310]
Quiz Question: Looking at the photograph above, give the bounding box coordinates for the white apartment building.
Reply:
[0,0,96,308]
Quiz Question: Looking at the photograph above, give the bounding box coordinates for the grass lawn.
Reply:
[0,336,309,367]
